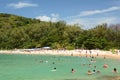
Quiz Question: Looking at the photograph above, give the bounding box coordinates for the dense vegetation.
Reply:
[0,13,120,50]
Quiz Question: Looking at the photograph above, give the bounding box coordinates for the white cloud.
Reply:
[36,13,119,29]
[51,13,59,18]
[36,16,51,22]
[79,6,120,17]
[7,2,38,9]
[66,6,120,19]
[63,6,120,29]
[36,13,59,22]
[67,17,118,29]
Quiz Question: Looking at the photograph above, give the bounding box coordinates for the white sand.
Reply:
[0,49,120,59]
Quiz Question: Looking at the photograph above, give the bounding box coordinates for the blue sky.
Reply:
[0,0,120,29]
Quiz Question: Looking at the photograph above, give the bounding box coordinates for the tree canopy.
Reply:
[0,13,120,50]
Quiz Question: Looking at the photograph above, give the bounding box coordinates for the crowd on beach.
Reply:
[0,49,120,57]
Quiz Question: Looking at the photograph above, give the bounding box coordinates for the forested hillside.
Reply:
[0,13,120,50]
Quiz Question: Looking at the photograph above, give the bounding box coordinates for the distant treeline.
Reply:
[0,13,120,50]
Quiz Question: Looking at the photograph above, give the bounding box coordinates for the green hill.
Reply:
[0,13,82,49]
[0,13,120,50]
[0,13,40,28]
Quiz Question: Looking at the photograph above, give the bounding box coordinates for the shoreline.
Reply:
[0,49,120,59]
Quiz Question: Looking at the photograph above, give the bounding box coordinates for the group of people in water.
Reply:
[71,64,118,75]
[70,54,118,75]
[51,54,118,75]
[51,53,118,75]
[87,65,118,75]
[38,51,118,75]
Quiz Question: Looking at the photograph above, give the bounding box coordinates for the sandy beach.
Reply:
[0,49,120,59]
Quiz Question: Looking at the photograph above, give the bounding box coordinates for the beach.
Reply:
[0,49,120,59]
[0,49,120,80]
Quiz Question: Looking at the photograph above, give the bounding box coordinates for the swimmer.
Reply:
[93,70,96,73]
[94,66,96,68]
[87,70,92,75]
[54,67,56,70]
[39,60,43,63]
[96,70,100,73]
[88,64,91,67]
[90,59,96,62]
[52,62,55,64]
[92,56,94,58]
[51,67,57,71]
[71,68,76,73]
[113,68,118,73]
[103,64,108,68]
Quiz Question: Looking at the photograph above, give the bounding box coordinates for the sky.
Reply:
[0,0,120,29]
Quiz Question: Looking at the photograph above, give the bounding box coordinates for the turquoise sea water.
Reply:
[0,54,120,80]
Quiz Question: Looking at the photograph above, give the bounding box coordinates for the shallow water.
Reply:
[0,54,120,80]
